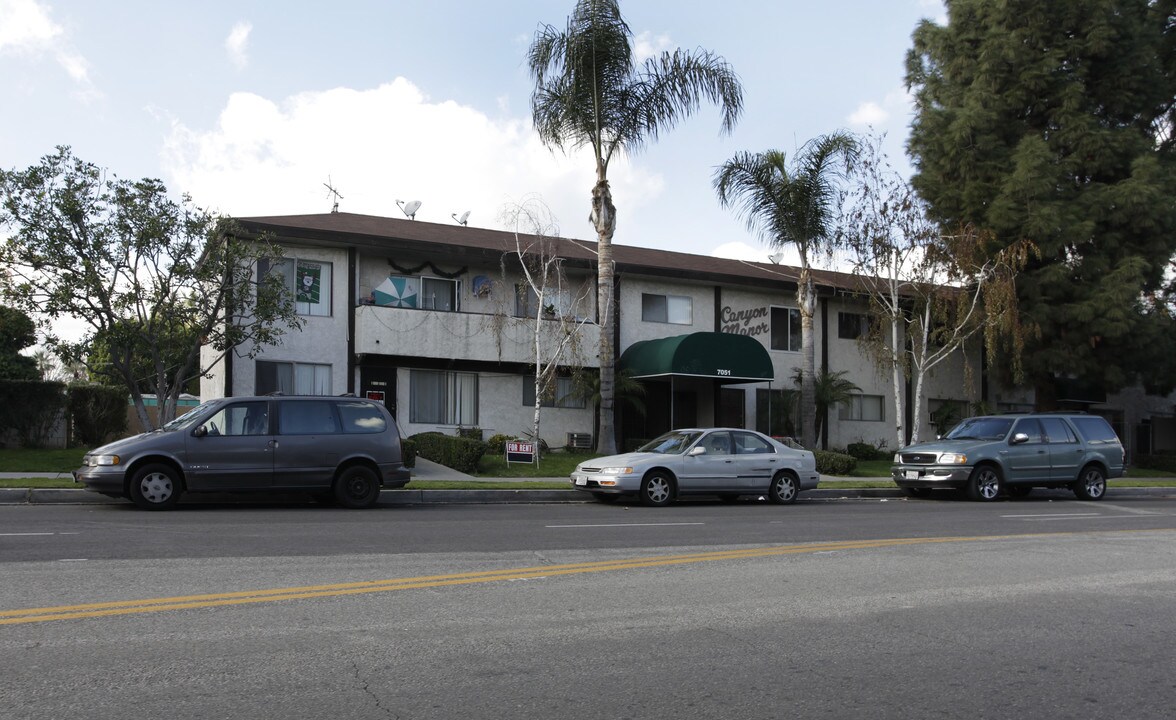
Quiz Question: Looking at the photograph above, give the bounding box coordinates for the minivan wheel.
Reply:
[1073,466,1107,501]
[334,466,380,509]
[967,466,1002,502]
[640,472,674,507]
[129,463,183,510]
[768,472,799,505]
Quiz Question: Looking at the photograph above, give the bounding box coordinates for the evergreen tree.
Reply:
[906,0,1176,404]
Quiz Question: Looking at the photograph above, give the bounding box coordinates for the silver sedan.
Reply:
[570,428,820,506]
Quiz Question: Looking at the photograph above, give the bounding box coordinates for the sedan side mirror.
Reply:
[688,446,706,456]
[1010,432,1029,445]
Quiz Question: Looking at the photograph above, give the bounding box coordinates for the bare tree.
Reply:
[498,200,594,454]
[840,136,1033,446]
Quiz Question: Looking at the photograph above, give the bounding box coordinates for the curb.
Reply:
[2,486,1173,506]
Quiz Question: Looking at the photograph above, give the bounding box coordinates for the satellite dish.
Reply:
[396,199,422,220]
[768,252,784,264]
[452,211,470,226]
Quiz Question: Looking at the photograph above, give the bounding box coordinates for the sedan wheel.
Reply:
[129,463,183,510]
[967,466,1002,502]
[1073,466,1107,501]
[768,473,799,505]
[639,472,674,507]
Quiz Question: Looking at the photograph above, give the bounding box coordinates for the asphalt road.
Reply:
[3,495,1176,719]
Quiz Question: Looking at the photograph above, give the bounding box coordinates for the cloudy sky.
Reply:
[1,0,945,268]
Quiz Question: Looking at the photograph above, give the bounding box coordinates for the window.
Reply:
[515,285,573,318]
[733,431,774,455]
[410,370,478,425]
[337,401,388,434]
[278,400,340,435]
[1012,418,1044,444]
[838,312,874,340]
[200,401,269,437]
[771,307,801,352]
[840,394,884,422]
[1071,417,1120,444]
[928,398,968,431]
[522,375,586,408]
[1040,418,1078,444]
[259,258,332,317]
[421,277,458,311]
[642,293,692,324]
[256,361,332,395]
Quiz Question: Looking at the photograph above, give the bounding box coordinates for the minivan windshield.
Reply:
[638,431,702,454]
[943,417,1014,441]
[159,400,225,431]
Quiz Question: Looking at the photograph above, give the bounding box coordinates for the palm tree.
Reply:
[528,0,743,454]
[811,369,861,448]
[714,133,859,448]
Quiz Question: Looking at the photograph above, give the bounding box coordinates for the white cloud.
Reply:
[633,31,673,63]
[0,0,94,90]
[161,78,665,236]
[225,21,251,70]
[848,101,888,127]
[847,86,915,132]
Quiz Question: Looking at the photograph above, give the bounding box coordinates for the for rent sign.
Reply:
[505,441,536,464]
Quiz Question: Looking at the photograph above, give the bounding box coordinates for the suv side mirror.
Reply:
[1010,432,1029,445]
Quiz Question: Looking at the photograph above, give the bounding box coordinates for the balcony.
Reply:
[355,305,600,367]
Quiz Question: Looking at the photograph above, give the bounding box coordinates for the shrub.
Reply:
[814,449,857,475]
[409,431,486,473]
[456,426,482,441]
[845,442,884,461]
[68,384,128,446]
[1133,454,1176,474]
[400,438,416,468]
[484,433,519,456]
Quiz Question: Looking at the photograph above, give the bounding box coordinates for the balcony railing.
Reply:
[354,305,600,366]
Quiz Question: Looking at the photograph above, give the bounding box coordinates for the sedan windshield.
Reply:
[944,417,1014,441]
[638,431,702,455]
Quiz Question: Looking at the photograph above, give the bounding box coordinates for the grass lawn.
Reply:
[474,450,592,478]
[0,447,88,473]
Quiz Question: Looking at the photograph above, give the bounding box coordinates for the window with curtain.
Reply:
[839,394,884,422]
[258,258,332,317]
[522,375,585,408]
[770,306,801,351]
[410,370,478,425]
[641,293,692,324]
[838,312,874,340]
[420,277,458,311]
[256,361,332,395]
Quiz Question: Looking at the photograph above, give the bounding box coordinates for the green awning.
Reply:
[619,332,774,382]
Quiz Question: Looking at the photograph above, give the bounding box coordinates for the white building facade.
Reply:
[201,212,980,453]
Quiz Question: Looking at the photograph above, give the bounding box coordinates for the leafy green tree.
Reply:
[0,147,301,429]
[528,0,743,453]
[906,0,1176,405]
[714,133,860,448]
[0,306,38,380]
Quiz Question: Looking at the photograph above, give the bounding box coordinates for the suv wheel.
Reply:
[334,466,381,509]
[967,465,1002,502]
[1073,466,1107,501]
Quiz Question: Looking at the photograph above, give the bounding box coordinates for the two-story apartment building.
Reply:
[201,211,979,452]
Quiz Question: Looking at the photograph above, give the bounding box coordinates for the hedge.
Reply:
[1133,453,1176,474]
[409,431,486,473]
[68,384,128,446]
[0,379,66,448]
[400,438,417,468]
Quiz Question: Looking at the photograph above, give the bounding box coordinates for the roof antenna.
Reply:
[451,210,470,226]
[396,199,421,220]
[323,177,344,213]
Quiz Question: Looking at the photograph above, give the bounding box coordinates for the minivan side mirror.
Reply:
[193,425,207,438]
[1010,432,1029,445]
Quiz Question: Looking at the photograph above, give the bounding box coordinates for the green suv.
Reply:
[891,413,1125,502]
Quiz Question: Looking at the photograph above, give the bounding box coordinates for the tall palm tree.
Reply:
[528,0,743,454]
[714,133,859,449]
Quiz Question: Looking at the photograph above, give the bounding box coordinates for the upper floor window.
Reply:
[515,285,574,319]
[771,307,801,352]
[421,277,458,311]
[370,274,459,312]
[642,293,692,324]
[838,312,874,340]
[259,258,332,317]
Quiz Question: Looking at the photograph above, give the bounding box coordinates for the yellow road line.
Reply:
[1,530,1167,625]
